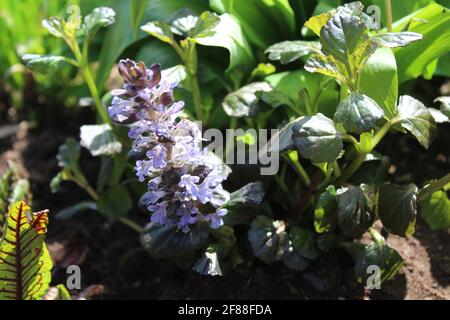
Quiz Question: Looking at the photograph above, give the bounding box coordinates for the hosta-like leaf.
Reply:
[350,154,390,188]
[193,245,222,276]
[83,7,116,38]
[265,40,321,64]
[248,216,287,264]
[373,32,422,48]
[222,82,271,117]
[22,55,67,74]
[314,185,338,233]
[304,53,349,84]
[336,184,376,238]
[419,190,450,230]
[222,182,265,226]
[434,96,450,118]
[397,95,436,149]
[79,124,122,157]
[0,202,52,300]
[335,92,384,134]
[140,222,209,259]
[292,113,343,163]
[343,236,403,284]
[378,183,418,237]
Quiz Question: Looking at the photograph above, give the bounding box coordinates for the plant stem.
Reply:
[118,217,144,233]
[417,173,450,201]
[369,227,385,246]
[385,0,393,32]
[284,151,311,186]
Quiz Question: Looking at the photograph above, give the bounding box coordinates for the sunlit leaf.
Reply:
[79,124,122,157]
[265,40,321,64]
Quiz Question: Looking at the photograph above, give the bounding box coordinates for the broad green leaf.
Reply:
[343,237,403,284]
[222,82,271,117]
[292,113,343,163]
[56,138,81,171]
[258,117,302,155]
[42,17,70,38]
[130,0,149,34]
[250,63,276,78]
[314,185,338,233]
[265,40,321,64]
[22,54,67,74]
[97,185,132,218]
[260,89,296,110]
[396,95,436,149]
[379,183,418,237]
[141,222,209,259]
[141,21,175,44]
[360,47,398,119]
[222,182,265,226]
[350,154,390,188]
[304,53,349,84]
[0,202,52,300]
[335,92,384,134]
[419,190,450,230]
[304,11,333,36]
[193,245,223,276]
[248,216,288,264]
[393,3,450,82]
[193,13,254,71]
[434,96,450,118]
[290,226,319,260]
[171,11,220,38]
[336,184,376,237]
[82,7,116,38]
[79,124,122,157]
[373,32,422,48]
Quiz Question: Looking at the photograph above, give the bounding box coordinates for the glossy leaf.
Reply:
[397,95,436,149]
[79,124,122,157]
[314,185,338,233]
[292,113,343,163]
[419,190,450,230]
[248,216,287,264]
[379,183,418,237]
[265,40,321,64]
[82,7,116,38]
[373,32,422,48]
[171,11,220,38]
[304,53,349,84]
[336,184,376,238]
[304,11,333,36]
[335,92,384,134]
[141,20,174,44]
[0,202,52,300]
[22,54,67,74]
[434,96,450,118]
[140,222,209,259]
[193,245,223,276]
[222,82,271,117]
[290,226,319,260]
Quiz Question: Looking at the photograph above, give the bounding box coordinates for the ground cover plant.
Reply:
[0,0,449,300]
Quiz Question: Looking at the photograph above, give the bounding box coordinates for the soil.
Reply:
[0,81,449,300]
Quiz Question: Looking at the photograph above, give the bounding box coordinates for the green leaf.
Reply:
[336,184,376,237]
[56,201,97,220]
[222,182,265,226]
[350,154,390,188]
[304,53,349,84]
[79,124,122,157]
[265,40,321,64]
[222,82,271,117]
[360,47,398,119]
[192,13,254,71]
[378,183,418,237]
[419,190,450,230]
[343,237,403,284]
[393,3,450,83]
[314,185,338,233]
[258,117,302,155]
[304,11,333,36]
[22,54,67,74]
[290,226,319,260]
[172,11,220,38]
[335,92,384,134]
[292,113,343,163]
[0,202,52,300]
[130,0,149,34]
[82,7,116,38]
[193,245,223,276]
[373,32,422,48]
[397,95,436,149]
[97,185,132,218]
[250,63,276,78]
[56,138,81,171]
[434,96,450,118]
[141,222,209,259]
[429,108,449,124]
[248,216,288,264]
[141,20,174,44]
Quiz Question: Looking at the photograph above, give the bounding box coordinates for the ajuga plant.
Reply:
[255,1,450,284]
[0,168,70,300]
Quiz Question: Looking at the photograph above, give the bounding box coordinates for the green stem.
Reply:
[417,173,450,201]
[385,0,393,32]
[284,151,311,186]
[118,217,144,233]
[369,227,385,247]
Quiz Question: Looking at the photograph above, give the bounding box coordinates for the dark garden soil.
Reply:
[0,79,449,300]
